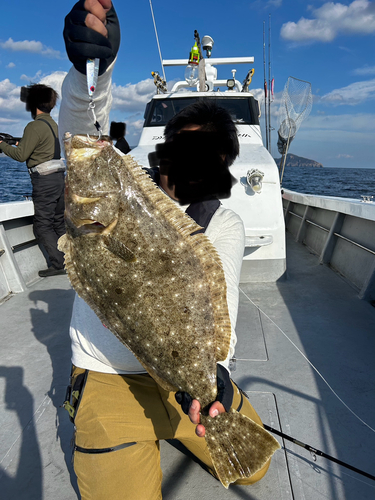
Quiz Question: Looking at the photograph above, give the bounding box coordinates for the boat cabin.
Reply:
[130,48,286,283]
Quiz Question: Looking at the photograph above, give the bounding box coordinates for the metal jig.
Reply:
[86,58,102,142]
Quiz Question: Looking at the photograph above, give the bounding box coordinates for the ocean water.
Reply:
[281,165,375,200]
[0,156,374,203]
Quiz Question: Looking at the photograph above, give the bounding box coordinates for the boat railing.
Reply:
[282,189,375,303]
[0,201,46,301]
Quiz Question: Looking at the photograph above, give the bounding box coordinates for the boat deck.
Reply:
[1,233,374,500]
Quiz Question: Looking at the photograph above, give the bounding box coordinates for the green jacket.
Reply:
[0,113,59,168]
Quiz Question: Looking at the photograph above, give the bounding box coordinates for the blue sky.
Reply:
[0,0,374,168]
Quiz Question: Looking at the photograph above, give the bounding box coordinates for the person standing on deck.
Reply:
[110,121,131,154]
[0,84,66,277]
[59,1,274,498]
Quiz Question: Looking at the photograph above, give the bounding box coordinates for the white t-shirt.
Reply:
[59,64,245,374]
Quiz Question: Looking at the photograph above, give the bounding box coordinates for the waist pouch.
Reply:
[30,159,66,176]
[63,367,88,423]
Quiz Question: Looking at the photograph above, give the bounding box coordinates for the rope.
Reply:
[239,287,375,434]
[149,0,166,82]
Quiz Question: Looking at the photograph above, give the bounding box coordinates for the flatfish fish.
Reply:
[58,134,280,487]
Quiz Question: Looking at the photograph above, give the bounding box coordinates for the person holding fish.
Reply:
[59,1,279,499]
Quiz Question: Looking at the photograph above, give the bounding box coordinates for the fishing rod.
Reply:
[267,13,271,153]
[149,0,166,82]
[263,424,375,482]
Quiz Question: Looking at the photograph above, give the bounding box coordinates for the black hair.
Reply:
[110,122,126,140]
[164,100,239,167]
[155,101,239,204]
[25,84,58,115]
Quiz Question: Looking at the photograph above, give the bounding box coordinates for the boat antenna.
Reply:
[149,0,166,82]
[277,76,313,184]
[267,14,273,154]
[263,21,269,152]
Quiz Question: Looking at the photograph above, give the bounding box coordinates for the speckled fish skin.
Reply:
[59,134,280,488]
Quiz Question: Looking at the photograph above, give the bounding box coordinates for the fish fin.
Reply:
[121,155,232,361]
[201,409,280,488]
[57,234,68,253]
[122,155,203,237]
[189,233,232,362]
[60,235,108,328]
[102,235,136,262]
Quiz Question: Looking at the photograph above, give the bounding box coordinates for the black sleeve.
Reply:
[175,364,234,415]
[63,0,121,75]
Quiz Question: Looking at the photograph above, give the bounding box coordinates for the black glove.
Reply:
[63,0,121,75]
[175,364,234,415]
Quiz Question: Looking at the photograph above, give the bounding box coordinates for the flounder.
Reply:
[59,134,280,488]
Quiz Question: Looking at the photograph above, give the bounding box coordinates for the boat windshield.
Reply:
[144,96,260,127]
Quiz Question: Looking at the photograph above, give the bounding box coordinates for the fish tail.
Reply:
[201,409,280,488]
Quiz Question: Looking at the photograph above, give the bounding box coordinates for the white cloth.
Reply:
[59,65,245,374]
[58,60,115,156]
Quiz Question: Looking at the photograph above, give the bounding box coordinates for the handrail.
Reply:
[287,209,375,256]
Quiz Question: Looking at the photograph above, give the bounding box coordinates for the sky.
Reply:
[0,0,374,168]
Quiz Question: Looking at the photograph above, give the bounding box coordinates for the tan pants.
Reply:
[72,367,270,500]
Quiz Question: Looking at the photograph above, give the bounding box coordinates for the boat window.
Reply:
[144,97,259,127]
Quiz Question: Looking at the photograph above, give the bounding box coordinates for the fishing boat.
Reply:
[0,36,374,500]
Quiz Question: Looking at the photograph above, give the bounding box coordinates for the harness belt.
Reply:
[29,159,66,175]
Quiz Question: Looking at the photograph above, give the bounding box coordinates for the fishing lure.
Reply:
[86,58,102,140]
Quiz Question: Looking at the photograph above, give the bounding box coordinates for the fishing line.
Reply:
[239,287,375,434]
[149,0,166,82]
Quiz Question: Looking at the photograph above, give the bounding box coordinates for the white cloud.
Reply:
[337,153,354,158]
[353,65,375,75]
[0,37,63,59]
[0,71,67,135]
[301,112,375,132]
[20,70,43,83]
[39,71,67,99]
[6,62,15,69]
[111,79,156,113]
[0,78,24,113]
[281,0,375,43]
[320,78,375,105]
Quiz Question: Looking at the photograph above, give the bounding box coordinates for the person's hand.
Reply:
[188,399,226,437]
[84,0,112,37]
[63,0,120,75]
[175,364,233,437]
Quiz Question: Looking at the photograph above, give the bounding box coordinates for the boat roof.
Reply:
[1,233,374,499]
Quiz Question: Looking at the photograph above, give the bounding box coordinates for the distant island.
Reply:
[274,153,323,168]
